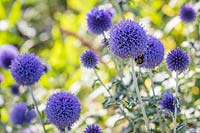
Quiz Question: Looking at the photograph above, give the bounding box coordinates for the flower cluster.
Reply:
[109,20,147,58]
[87,7,112,34]
[46,91,81,131]
[10,53,44,85]
[0,45,18,69]
[166,48,190,72]
[179,4,196,23]
[10,103,36,125]
[160,93,181,114]
[81,50,98,68]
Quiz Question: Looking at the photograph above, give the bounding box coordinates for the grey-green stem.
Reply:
[131,60,150,132]
[93,69,112,97]
[28,86,47,133]
[149,70,165,133]
[174,71,179,133]
[93,68,132,123]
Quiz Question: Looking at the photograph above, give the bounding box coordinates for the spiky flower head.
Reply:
[166,48,190,72]
[81,50,98,68]
[10,85,20,95]
[10,53,44,85]
[10,103,36,125]
[109,20,147,58]
[87,7,112,34]
[46,91,81,132]
[160,93,181,114]
[140,35,164,68]
[179,4,196,23]
[84,124,102,133]
[0,45,18,69]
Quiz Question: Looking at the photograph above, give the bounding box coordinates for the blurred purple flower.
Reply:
[166,48,190,72]
[46,91,81,132]
[10,103,36,125]
[87,7,112,34]
[179,4,196,23]
[0,45,18,69]
[160,93,181,114]
[10,53,44,85]
[10,85,20,95]
[109,20,147,58]
[81,50,98,68]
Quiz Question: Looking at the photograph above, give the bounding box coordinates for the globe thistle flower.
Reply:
[45,91,81,132]
[139,35,164,68]
[179,4,196,23]
[10,53,44,86]
[109,20,147,58]
[166,48,190,72]
[160,93,181,114]
[10,85,20,95]
[0,45,18,69]
[87,7,112,34]
[81,50,98,68]
[84,124,102,133]
[10,103,36,125]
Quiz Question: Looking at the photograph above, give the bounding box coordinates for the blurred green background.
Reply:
[0,0,199,132]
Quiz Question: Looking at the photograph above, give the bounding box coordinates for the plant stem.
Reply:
[111,0,125,20]
[174,71,179,133]
[93,69,132,123]
[149,70,165,133]
[131,60,150,132]
[28,86,47,133]
[93,69,112,97]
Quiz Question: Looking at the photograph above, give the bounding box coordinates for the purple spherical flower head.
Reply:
[166,48,190,72]
[160,93,181,114]
[0,45,18,69]
[46,91,81,132]
[109,20,147,59]
[81,50,98,68]
[87,7,112,34]
[140,36,164,68]
[10,103,36,125]
[179,4,196,23]
[84,124,102,133]
[10,85,20,95]
[10,53,44,86]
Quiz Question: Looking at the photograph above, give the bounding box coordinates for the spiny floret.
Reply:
[81,50,98,68]
[140,35,164,68]
[179,4,196,23]
[84,124,102,133]
[0,45,18,69]
[160,93,181,114]
[166,48,190,72]
[45,91,81,132]
[10,53,44,85]
[87,7,112,34]
[109,20,147,59]
[10,103,36,125]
